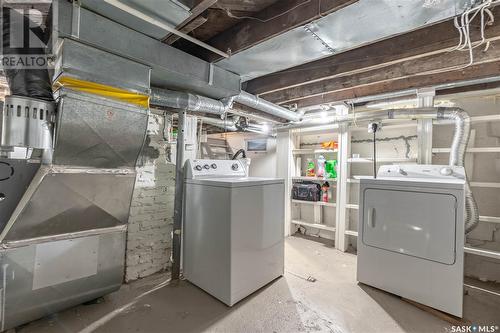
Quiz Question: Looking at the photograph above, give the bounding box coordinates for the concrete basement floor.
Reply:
[18,235,500,333]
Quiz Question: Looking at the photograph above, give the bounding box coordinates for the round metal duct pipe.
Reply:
[234,91,302,122]
[150,88,228,115]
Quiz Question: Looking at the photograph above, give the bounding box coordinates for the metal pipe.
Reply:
[198,115,239,132]
[171,109,186,280]
[234,91,302,122]
[151,88,302,123]
[151,88,228,115]
[280,107,479,234]
[102,0,230,58]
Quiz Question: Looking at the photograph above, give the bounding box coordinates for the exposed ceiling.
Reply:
[170,0,280,51]
[4,0,499,115]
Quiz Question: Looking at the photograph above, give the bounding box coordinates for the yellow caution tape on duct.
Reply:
[53,77,150,108]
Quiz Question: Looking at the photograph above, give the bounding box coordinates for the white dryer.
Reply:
[183,159,285,306]
[358,165,466,317]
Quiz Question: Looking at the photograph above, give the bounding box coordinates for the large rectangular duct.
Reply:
[56,0,241,99]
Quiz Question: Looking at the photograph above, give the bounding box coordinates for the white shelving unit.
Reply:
[289,124,342,240]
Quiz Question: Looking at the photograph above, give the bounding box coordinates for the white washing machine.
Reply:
[357,165,466,317]
[183,159,285,306]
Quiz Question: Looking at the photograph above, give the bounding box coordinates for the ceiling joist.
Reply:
[245,6,500,97]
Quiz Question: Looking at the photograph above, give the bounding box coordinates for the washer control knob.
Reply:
[203,164,210,170]
[211,163,217,169]
[440,167,453,176]
[232,163,239,171]
[195,165,202,171]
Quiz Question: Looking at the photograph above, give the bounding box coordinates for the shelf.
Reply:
[432,147,500,153]
[480,216,500,224]
[345,230,358,237]
[470,182,500,188]
[292,176,337,182]
[464,246,500,260]
[292,220,336,232]
[347,157,417,163]
[292,200,337,207]
[292,125,340,135]
[293,149,338,155]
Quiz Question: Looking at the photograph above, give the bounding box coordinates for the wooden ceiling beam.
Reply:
[245,6,500,96]
[286,61,500,108]
[197,0,357,62]
[262,38,500,104]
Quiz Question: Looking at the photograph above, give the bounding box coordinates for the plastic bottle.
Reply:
[306,158,316,177]
[317,155,326,178]
[325,160,338,179]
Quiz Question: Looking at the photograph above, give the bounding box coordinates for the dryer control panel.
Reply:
[185,159,248,179]
[377,165,466,183]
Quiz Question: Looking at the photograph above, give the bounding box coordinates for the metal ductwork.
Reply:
[151,88,301,124]
[151,88,228,115]
[234,91,302,122]
[199,116,238,132]
[57,0,240,100]
[283,107,479,234]
[0,21,150,329]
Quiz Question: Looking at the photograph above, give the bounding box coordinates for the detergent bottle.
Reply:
[306,159,316,177]
[325,160,338,179]
[317,155,326,178]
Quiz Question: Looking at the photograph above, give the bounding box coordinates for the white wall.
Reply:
[433,93,500,283]
[210,132,278,178]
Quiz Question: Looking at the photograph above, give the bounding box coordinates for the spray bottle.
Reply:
[317,155,326,178]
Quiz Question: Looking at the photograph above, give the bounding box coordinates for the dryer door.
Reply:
[361,188,457,264]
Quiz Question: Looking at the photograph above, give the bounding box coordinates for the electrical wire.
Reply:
[220,0,312,23]
[421,0,499,75]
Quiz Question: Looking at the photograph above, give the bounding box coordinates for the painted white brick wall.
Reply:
[126,112,176,282]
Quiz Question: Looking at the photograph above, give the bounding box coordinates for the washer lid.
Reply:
[186,177,284,188]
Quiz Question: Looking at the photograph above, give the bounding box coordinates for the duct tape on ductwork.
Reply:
[53,77,150,108]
